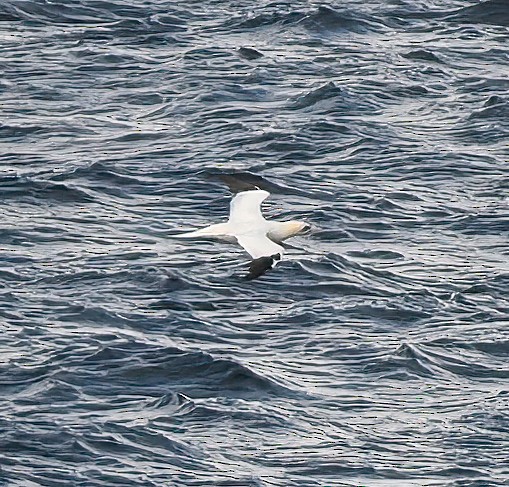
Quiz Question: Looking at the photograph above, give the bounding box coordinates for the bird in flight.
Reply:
[180,176,310,279]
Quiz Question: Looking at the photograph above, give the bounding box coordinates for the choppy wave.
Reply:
[1,0,508,485]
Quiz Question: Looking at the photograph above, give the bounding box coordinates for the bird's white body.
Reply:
[180,189,308,265]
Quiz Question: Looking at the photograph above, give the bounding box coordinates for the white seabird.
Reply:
[180,189,310,279]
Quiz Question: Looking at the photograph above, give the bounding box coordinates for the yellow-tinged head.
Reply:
[268,221,311,243]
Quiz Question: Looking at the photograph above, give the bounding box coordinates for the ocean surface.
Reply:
[1,0,508,485]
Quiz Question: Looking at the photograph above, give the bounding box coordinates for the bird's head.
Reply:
[300,222,312,234]
[268,221,311,243]
[286,221,311,237]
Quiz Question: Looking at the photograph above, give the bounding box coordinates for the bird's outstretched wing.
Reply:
[229,190,269,225]
[207,172,282,194]
[247,254,282,280]
[212,174,260,193]
[236,232,283,260]
[238,233,283,280]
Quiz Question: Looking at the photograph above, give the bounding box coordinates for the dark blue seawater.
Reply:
[1,0,508,485]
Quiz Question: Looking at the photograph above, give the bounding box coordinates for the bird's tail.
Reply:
[178,222,231,238]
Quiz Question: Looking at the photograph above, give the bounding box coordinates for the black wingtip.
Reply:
[246,253,282,280]
[215,174,260,193]
[237,47,264,60]
[204,171,282,194]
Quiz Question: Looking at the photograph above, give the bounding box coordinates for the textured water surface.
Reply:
[1,0,508,485]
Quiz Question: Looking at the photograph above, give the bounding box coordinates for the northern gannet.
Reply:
[180,188,310,279]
